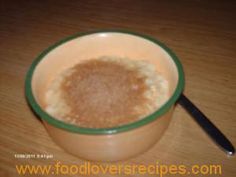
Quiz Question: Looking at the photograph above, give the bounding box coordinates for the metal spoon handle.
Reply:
[178,94,235,156]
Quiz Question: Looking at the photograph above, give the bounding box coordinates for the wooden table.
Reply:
[0,0,235,176]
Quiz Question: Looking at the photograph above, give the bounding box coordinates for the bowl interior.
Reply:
[27,31,184,134]
[32,32,179,107]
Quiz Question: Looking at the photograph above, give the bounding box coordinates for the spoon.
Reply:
[178,94,235,156]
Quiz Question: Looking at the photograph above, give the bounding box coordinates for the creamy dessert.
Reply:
[44,56,168,128]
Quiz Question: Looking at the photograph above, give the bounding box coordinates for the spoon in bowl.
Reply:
[178,94,235,156]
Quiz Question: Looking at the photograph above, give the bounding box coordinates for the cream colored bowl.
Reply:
[25,30,184,161]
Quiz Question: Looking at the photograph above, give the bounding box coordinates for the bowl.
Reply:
[25,30,184,161]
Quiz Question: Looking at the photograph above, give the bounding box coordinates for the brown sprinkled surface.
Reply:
[61,59,149,128]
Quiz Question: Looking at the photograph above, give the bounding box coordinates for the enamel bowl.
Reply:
[25,30,184,161]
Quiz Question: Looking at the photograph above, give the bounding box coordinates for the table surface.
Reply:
[0,0,235,176]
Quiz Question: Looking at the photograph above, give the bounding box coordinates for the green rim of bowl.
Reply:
[25,29,185,135]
